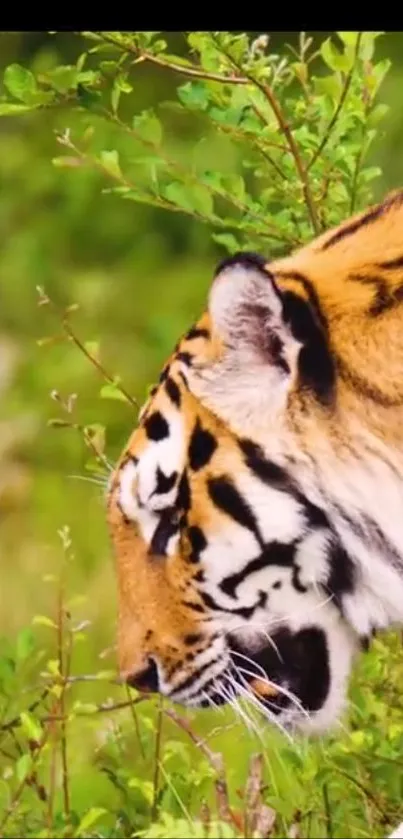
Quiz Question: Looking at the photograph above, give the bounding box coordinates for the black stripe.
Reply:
[239,439,330,531]
[185,327,210,340]
[187,525,207,562]
[188,419,217,471]
[207,476,263,546]
[337,355,403,407]
[170,655,222,697]
[144,411,169,441]
[182,632,203,645]
[177,471,191,512]
[273,270,335,404]
[325,541,356,608]
[182,599,207,614]
[349,273,391,316]
[165,376,181,407]
[220,542,296,598]
[176,351,193,366]
[148,511,179,556]
[274,270,328,331]
[200,589,267,619]
[321,193,403,251]
[153,468,177,496]
[377,255,403,269]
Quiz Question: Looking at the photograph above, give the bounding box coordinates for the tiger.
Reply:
[106,189,403,740]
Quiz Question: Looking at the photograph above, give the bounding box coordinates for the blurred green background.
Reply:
[1,32,403,835]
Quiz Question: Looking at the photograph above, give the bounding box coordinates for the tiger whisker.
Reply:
[216,680,261,739]
[232,656,308,719]
[233,673,296,746]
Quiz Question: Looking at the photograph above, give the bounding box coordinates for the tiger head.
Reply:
[107,192,403,734]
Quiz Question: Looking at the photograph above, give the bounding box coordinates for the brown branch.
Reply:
[62,316,138,409]
[209,33,320,236]
[97,33,249,85]
[308,32,362,171]
[254,79,320,234]
[163,707,225,777]
[151,697,164,821]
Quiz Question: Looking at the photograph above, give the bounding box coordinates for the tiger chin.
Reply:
[106,191,403,738]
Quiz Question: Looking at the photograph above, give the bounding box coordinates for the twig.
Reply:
[308,33,362,171]
[97,33,249,86]
[322,782,333,838]
[151,696,164,822]
[37,285,138,409]
[0,710,53,834]
[125,684,146,760]
[210,33,320,236]
[62,316,138,409]
[57,581,71,822]
[0,689,50,736]
[253,79,320,234]
[163,707,224,776]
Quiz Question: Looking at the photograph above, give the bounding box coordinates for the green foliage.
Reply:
[0,32,391,257]
[0,29,402,839]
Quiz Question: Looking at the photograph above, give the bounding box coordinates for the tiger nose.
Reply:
[124,657,159,693]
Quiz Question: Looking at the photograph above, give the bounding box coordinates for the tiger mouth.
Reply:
[194,624,333,720]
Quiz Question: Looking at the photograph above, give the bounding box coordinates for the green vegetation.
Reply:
[0,31,403,838]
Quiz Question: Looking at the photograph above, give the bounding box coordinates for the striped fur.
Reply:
[107,191,403,733]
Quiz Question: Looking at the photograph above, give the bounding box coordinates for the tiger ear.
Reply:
[208,252,297,370]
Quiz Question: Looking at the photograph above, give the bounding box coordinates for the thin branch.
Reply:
[37,285,138,409]
[62,315,138,409]
[163,707,224,777]
[151,696,164,822]
[322,783,333,839]
[210,33,320,235]
[308,33,362,171]
[98,33,250,86]
[252,79,320,235]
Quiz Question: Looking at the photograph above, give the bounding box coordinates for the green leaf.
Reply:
[20,711,42,743]
[74,807,106,837]
[337,32,360,48]
[16,754,31,783]
[320,38,353,73]
[16,628,35,661]
[45,65,78,93]
[0,101,39,115]
[367,103,389,127]
[52,156,82,169]
[132,111,162,145]
[100,382,129,402]
[77,84,101,110]
[4,64,38,102]
[73,701,98,714]
[164,182,213,216]
[314,73,342,101]
[177,81,209,111]
[84,340,100,361]
[359,32,383,62]
[212,233,241,254]
[32,615,57,629]
[100,150,121,179]
[128,777,154,804]
[221,174,246,203]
